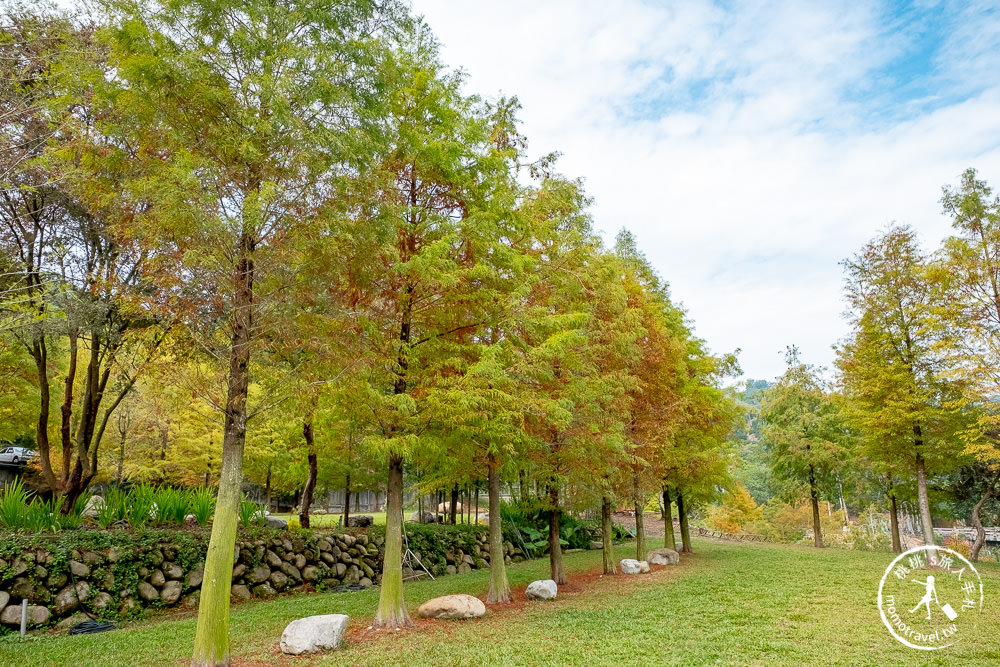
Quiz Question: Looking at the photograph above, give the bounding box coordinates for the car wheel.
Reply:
[11,457,18,464]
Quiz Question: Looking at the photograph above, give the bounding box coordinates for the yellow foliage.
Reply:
[706,484,762,533]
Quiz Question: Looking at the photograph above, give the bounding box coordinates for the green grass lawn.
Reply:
[4,539,999,666]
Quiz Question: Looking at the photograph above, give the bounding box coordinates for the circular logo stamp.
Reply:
[877,545,983,650]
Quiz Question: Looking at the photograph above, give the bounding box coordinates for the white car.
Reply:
[0,446,35,465]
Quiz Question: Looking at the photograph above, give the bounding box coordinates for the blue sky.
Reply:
[410,0,1000,381]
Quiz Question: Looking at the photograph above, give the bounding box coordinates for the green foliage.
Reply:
[0,479,85,533]
[188,487,215,526]
[152,487,190,526]
[239,496,266,527]
[499,500,592,553]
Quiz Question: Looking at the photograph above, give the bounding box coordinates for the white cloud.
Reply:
[411,0,1000,380]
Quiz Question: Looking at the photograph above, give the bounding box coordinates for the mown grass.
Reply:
[3,539,998,666]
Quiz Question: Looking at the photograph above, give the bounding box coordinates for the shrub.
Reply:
[499,499,592,555]
[152,487,189,526]
[943,535,972,558]
[125,484,156,528]
[189,487,215,526]
[239,495,265,526]
[0,478,30,529]
[706,484,762,533]
[97,486,129,529]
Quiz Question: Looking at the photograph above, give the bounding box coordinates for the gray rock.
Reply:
[335,562,347,577]
[82,495,104,518]
[69,560,90,578]
[264,516,287,529]
[251,583,276,598]
[294,554,306,570]
[9,577,36,600]
[56,612,89,630]
[231,564,246,581]
[266,550,283,568]
[187,566,205,588]
[138,581,159,602]
[457,563,472,575]
[182,592,201,608]
[416,594,486,620]
[150,569,166,587]
[446,565,457,576]
[0,604,49,627]
[82,551,102,566]
[249,565,271,584]
[359,577,372,587]
[47,572,68,590]
[54,582,90,615]
[270,571,289,591]
[231,584,251,602]
[589,541,604,550]
[163,561,184,580]
[525,579,558,601]
[280,614,349,655]
[147,549,164,566]
[0,591,8,612]
[619,558,642,574]
[302,565,320,582]
[281,562,302,582]
[646,548,680,566]
[639,560,650,574]
[92,592,113,612]
[347,515,373,527]
[161,580,183,605]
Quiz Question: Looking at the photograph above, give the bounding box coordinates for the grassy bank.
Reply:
[3,539,998,666]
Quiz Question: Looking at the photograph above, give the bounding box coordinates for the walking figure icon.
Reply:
[908,575,958,621]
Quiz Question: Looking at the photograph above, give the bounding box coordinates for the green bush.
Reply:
[152,487,189,526]
[499,499,593,555]
[0,480,86,533]
[189,487,215,526]
[239,495,265,526]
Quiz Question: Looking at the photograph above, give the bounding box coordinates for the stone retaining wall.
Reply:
[0,526,519,630]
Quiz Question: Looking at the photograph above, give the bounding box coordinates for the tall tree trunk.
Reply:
[663,486,676,550]
[31,339,58,492]
[264,462,271,513]
[450,485,458,525]
[60,329,79,482]
[548,483,566,584]
[343,473,351,529]
[634,474,646,560]
[474,482,479,523]
[374,454,411,628]
[809,466,823,548]
[971,469,1000,562]
[677,489,691,554]
[519,469,530,504]
[887,474,901,553]
[486,454,510,603]
[299,413,316,529]
[191,233,254,667]
[601,495,616,575]
[914,441,936,553]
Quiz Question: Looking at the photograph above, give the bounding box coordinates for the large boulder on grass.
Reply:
[647,548,680,566]
[619,558,642,574]
[347,515,373,528]
[266,516,288,530]
[280,614,349,655]
[417,594,486,620]
[525,580,558,601]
